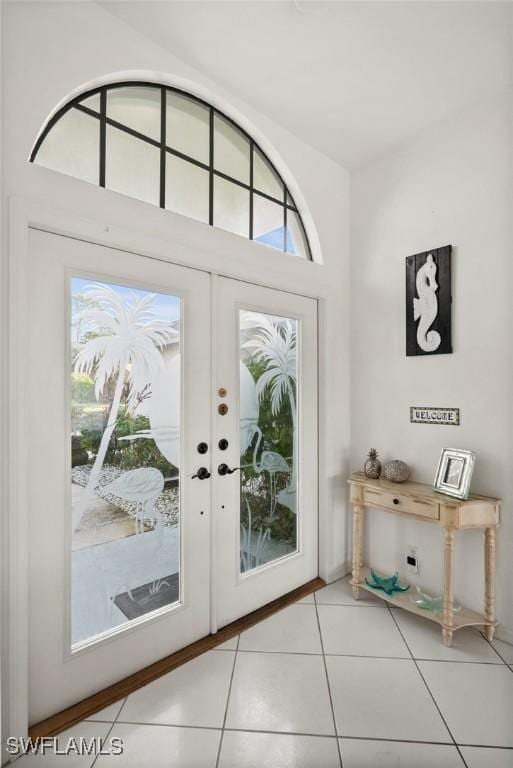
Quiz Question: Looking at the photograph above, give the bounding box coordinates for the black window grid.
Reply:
[30,82,312,260]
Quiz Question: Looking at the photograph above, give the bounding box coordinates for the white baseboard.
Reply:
[321,561,351,585]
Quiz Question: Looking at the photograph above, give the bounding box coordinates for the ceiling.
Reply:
[101,1,512,169]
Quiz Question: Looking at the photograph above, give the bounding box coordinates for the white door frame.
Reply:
[5,195,333,742]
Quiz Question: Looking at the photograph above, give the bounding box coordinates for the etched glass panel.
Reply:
[166,154,209,224]
[71,277,181,648]
[214,114,250,184]
[35,108,99,184]
[253,195,285,252]
[286,210,309,260]
[166,92,210,165]
[107,86,161,141]
[253,147,283,201]
[80,93,101,113]
[106,125,160,206]
[214,177,249,237]
[239,310,298,574]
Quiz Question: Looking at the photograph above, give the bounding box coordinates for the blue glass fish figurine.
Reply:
[365,569,410,596]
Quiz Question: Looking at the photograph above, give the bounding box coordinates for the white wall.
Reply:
[351,91,513,640]
[1,0,351,742]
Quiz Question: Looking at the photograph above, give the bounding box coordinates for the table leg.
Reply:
[352,504,364,599]
[442,528,455,647]
[484,526,496,642]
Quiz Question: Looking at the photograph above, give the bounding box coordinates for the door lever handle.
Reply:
[218,463,241,476]
[192,467,211,480]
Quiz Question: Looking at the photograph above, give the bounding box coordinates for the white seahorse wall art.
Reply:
[413,253,441,353]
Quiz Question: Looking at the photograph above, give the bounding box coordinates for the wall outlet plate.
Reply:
[407,546,419,573]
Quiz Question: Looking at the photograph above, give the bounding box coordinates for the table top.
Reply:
[349,471,500,506]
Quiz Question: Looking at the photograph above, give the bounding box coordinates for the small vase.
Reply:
[364,449,382,479]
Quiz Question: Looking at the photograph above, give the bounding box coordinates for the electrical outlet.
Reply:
[407,546,419,573]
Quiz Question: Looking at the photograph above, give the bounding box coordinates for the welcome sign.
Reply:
[410,407,460,426]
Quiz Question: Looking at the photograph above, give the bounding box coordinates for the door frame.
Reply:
[5,195,334,742]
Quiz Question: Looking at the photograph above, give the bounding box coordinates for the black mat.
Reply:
[114,573,179,619]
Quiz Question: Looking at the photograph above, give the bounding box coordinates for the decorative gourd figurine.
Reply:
[383,459,410,483]
[364,449,382,479]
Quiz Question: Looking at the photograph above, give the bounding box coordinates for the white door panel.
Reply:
[213,277,318,627]
[27,229,212,723]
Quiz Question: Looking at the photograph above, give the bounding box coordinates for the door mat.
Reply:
[114,573,179,619]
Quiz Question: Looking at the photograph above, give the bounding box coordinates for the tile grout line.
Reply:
[478,630,513,671]
[90,696,127,768]
[214,647,505,664]
[214,638,239,768]
[386,604,469,768]
[313,591,345,768]
[113,695,128,722]
[316,602,382,608]
[90,720,117,768]
[75,716,513,750]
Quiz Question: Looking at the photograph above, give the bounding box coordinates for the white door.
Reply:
[27,229,212,724]
[214,277,318,627]
[24,230,319,726]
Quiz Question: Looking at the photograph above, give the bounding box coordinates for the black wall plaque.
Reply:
[406,245,452,356]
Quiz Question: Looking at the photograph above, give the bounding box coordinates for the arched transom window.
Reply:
[31,83,312,260]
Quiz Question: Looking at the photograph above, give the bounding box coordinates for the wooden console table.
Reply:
[348,472,500,646]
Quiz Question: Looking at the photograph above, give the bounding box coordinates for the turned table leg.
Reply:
[442,527,455,647]
[352,504,364,599]
[484,526,496,642]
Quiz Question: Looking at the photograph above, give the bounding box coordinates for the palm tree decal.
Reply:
[244,315,298,507]
[73,283,177,531]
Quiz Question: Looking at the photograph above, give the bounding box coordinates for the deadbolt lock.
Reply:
[218,403,228,415]
[218,387,227,398]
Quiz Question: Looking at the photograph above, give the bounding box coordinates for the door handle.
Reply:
[218,463,241,476]
[192,467,211,480]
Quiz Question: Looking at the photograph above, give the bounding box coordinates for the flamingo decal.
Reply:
[101,467,165,534]
[250,426,290,519]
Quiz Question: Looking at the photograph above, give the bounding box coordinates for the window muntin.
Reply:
[31,83,312,260]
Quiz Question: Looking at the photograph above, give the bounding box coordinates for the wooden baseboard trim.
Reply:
[29,576,325,739]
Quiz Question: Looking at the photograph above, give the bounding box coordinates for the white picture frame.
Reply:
[433,448,476,499]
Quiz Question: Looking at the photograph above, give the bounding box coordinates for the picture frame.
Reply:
[433,448,476,500]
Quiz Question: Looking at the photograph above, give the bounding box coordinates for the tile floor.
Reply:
[16,577,513,767]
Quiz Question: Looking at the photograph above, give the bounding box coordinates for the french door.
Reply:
[24,229,317,726]
[214,277,318,628]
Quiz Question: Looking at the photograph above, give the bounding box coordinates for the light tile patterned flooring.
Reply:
[17,577,513,767]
